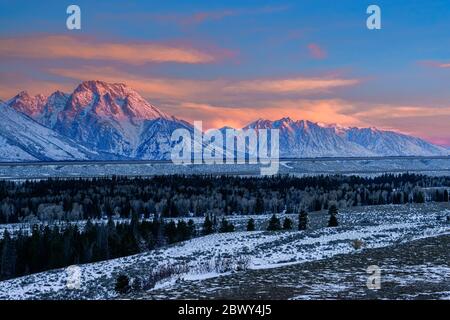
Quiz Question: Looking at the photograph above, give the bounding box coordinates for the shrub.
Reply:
[142,263,189,290]
[114,274,130,294]
[351,239,364,250]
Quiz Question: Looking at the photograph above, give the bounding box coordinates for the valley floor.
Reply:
[1,157,450,180]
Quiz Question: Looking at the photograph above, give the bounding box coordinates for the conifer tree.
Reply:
[283,217,293,230]
[328,204,338,216]
[1,230,16,280]
[176,220,190,241]
[246,218,255,231]
[187,219,196,238]
[327,204,339,227]
[328,214,338,227]
[164,221,178,244]
[202,215,214,235]
[298,210,308,230]
[267,214,281,231]
[219,218,235,233]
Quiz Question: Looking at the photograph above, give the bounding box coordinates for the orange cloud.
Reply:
[224,77,357,94]
[48,66,360,101]
[47,66,226,100]
[182,10,238,25]
[0,35,216,64]
[172,100,365,130]
[307,43,327,59]
[350,104,450,142]
[0,72,75,98]
[418,60,450,68]
[354,104,450,119]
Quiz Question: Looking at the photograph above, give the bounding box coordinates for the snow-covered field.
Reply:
[0,203,449,300]
[0,213,301,239]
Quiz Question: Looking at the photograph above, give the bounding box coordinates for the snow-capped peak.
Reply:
[7,91,48,117]
[70,80,169,121]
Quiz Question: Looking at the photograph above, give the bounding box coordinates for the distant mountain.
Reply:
[245,117,375,157]
[4,81,449,161]
[245,118,448,157]
[0,101,98,161]
[342,127,448,156]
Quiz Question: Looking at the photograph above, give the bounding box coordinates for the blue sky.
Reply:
[1,0,450,145]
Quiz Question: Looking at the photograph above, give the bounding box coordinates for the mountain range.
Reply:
[1,80,448,161]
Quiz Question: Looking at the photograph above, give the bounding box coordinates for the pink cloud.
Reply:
[174,99,364,130]
[47,66,359,102]
[418,60,450,68]
[153,6,289,26]
[0,35,218,65]
[183,10,237,25]
[224,77,359,94]
[307,43,327,59]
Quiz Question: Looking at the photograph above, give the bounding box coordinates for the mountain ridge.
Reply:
[3,80,449,161]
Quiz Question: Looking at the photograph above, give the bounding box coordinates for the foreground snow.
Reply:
[0,203,449,300]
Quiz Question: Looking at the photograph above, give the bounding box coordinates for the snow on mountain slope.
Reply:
[0,102,97,161]
[53,81,170,157]
[245,117,375,157]
[244,118,449,157]
[0,136,37,162]
[136,117,194,160]
[37,91,70,128]
[343,127,449,156]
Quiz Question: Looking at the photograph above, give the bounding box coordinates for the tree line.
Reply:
[0,212,199,281]
[0,173,449,223]
[0,209,322,281]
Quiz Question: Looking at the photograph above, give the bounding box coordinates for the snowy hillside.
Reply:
[0,203,448,299]
[0,102,97,161]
